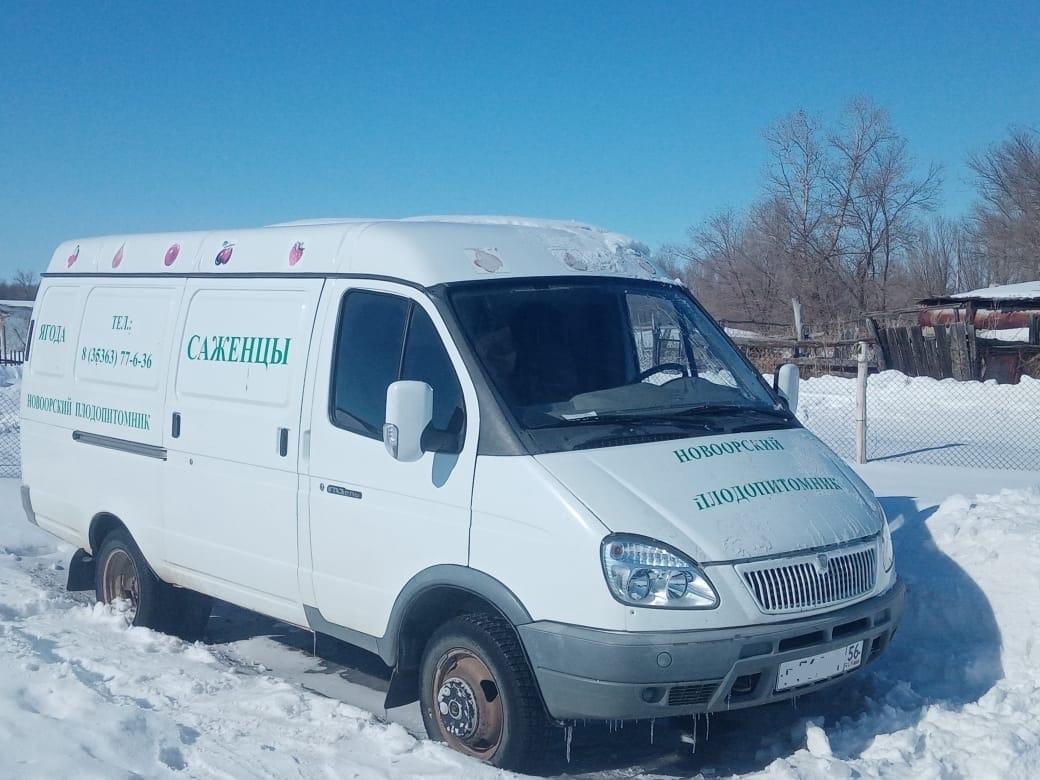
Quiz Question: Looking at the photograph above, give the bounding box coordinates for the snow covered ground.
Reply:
[3,375,1040,777]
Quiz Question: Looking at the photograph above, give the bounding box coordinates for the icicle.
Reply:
[705,712,711,741]
[565,723,573,764]
[650,718,655,745]
[680,715,698,755]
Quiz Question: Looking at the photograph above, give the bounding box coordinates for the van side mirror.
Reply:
[774,363,800,414]
[384,381,433,462]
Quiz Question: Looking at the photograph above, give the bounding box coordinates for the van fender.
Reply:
[305,565,534,709]
[380,564,533,659]
[380,565,534,710]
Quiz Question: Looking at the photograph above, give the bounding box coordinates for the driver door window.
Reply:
[330,291,464,439]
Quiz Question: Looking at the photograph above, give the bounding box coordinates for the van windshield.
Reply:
[448,279,795,446]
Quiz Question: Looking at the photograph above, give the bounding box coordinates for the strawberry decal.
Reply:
[289,241,305,267]
[214,241,234,266]
[67,245,80,268]
[164,243,181,267]
[112,244,124,268]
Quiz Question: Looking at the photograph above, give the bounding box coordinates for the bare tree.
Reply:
[905,217,968,296]
[967,127,1040,283]
[12,269,37,300]
[760,98,939,321]
[670,99,941,329]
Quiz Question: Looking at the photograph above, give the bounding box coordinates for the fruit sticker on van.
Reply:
[214,241,235,266]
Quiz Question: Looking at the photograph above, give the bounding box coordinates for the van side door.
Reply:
[301,280,478,638]
[161,278,323,624]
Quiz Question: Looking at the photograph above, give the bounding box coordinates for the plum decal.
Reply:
[112,244,125,269]
[289,241,305,266]
[164,244,181,267]
[214,241,235,266]
[67,245,80,268]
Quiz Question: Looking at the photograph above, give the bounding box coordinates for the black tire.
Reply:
[95,527,212,640]
[95,527,171,632]
[419,613,555,771]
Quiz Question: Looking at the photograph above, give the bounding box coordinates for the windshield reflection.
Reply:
[450,279,788,439]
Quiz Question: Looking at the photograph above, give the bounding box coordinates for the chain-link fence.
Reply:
[797,370,1040,471]
[2,359,1038,475]
[0,371,20,478]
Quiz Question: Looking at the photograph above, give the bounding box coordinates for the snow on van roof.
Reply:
[45,216,664,286]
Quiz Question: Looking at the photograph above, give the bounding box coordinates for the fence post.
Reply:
[855,341,868,464]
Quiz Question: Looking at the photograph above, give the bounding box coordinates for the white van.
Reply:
[20,216,903,771]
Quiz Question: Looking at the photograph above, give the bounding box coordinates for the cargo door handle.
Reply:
[171,412,181,438]
[278,427,289,457]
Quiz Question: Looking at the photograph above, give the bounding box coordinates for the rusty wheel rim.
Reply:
[432,648,504,759]
[101,548,140,622]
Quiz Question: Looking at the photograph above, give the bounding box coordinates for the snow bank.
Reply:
[0,478,504,779]
[4,474,1040,776]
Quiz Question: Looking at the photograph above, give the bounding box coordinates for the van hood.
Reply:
[534,428,880,563]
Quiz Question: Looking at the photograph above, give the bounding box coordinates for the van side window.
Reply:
[330,292,464,441]
[331,292,409,437]
[402,306,465,432]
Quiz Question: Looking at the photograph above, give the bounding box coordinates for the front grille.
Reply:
[667,681,721,706]
[740,545,877,614]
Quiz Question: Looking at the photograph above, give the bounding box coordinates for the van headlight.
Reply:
[601,535,718,609]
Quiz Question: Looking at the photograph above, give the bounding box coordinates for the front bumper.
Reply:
[518,579,905,721]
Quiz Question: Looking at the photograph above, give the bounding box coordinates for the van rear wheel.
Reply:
[95,528,169,631]
[419,613,553,771]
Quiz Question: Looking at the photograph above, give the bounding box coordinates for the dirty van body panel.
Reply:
[520,579,905,721]
[302,278,478,639]
[160,279,323,623]
[21,279,185,562]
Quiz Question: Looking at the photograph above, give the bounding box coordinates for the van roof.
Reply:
[45,216,665,287]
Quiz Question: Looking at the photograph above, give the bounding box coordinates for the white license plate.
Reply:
[775,641,864,691]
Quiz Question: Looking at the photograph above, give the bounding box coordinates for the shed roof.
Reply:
[918,280,1040,308]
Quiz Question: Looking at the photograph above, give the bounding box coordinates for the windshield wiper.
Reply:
[674,403,792,419]
[528,412,719,431]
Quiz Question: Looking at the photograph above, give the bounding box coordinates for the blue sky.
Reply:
[2,1,1038,280]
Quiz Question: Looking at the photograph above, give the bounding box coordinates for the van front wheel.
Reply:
[419,613,553,770]
[95,528,169,632]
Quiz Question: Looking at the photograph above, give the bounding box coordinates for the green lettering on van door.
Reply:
[37,324,66,343]
[186,336,291,366]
